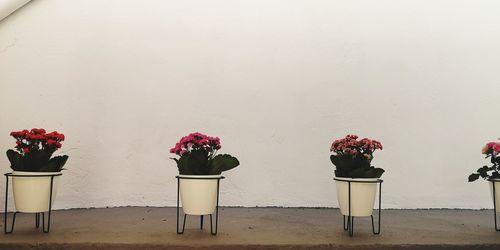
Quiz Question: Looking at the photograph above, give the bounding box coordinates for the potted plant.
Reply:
[170,132,239,216]
[6,128,68,213]
[330,135,384,217]
[468,140,500,213]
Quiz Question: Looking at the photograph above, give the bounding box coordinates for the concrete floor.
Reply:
[0,207,499,249]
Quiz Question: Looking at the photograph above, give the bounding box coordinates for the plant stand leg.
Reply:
[371,215,378,234]
[40,176,55,233]
[176,177,187,235]
[210,179,221,236]
[176,214,187,234]
[4,212,17,234]
[210,213,219,235]
[348,181,354,237]
[493,181,500,231]
[41,211,53,233]
[342,216,353,235]
[35,213,40,229]
[371,181,382,235]
[348,216,354,237]
[4,175,17,234]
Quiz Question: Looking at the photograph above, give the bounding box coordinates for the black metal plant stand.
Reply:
[489,178,500,231]
[176,175,224,235]
[334,178,383,237]
[4,172,61,234]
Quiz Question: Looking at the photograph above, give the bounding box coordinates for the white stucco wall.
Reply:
[0,0,499,210]
[0,0,30,21]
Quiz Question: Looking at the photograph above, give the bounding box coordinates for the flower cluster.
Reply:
[468,139,500,182]
[169,132,221,156]
[10,128,65,154]
[482,140,500,156]
[330,134,383,160]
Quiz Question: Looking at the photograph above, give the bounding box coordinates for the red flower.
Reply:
[26,133,46,141]
[45,131,65,141]
[31,128,46,135]
[10,128,65,154]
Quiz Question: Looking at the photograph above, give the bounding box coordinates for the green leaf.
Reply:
[477,165,490,178]
[346,167,369,178]
[331,155,347,177]
[363,167,385,178]
[209,154,240,175]
[331,154,383,178]
[176,155,192,174]
[40,155,68,172]
[468,173,480,182]
[491,172,500,179]
[170,158,179,164]
[23,150,53,171]
[6,149,24,171]
[492,157,500,165]
[352,155,371,169]
[477,165,489,172]
[177,150,210,175]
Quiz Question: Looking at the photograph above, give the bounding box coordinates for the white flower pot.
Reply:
[179,175,221,215]
[489,179,500,213]
[12,171,61,213]
[335,177,379,217]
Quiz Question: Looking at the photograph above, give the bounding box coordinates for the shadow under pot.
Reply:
[11,171,61,213]
[335,177,380,216]
[178,175,222,215]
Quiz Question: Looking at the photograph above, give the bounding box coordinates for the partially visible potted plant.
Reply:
[170,132,239,215]
[330,135,384,216]
[468,140,500,212]
[6,128,68,213]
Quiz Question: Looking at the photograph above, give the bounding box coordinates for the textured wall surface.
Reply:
[0,0,499,210]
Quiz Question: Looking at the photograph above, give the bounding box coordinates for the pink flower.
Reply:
[170,132,223,156]
[493,143,500,153]
[330,135,382,158]
[482,141,499,154]
[347,135,358,140]
[482,144,491,154]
